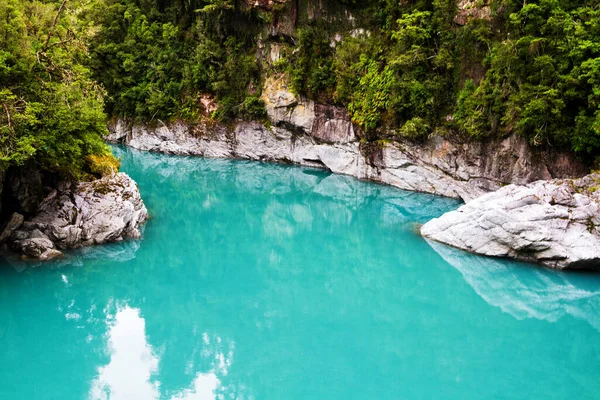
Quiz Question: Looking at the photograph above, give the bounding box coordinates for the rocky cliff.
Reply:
[107,76,586,203]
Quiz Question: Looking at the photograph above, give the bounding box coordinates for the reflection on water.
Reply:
[112,145,461,226]
[90,306,160,400]
[0,239,142,273]
[171,373,219,400]
[427,240,600,331]
[2,146,600,400]
[90,305,236,400]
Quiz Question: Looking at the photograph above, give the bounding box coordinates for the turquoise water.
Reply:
[1,147,600,400]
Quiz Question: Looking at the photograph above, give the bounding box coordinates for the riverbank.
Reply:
[105,80,599,270]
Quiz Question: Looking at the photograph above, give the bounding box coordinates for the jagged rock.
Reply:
[14,238,55,258]
[454,0,492,25]
[107,116,586,202]
[262,74,315,133]
[312,103,356,144]
[421,174,600,269]
[0,212,24,243]
[39,249,63,261]
[105,70,586,202]
[8,173,148,259]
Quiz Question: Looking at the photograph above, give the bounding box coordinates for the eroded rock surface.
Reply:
[421,174,600,269]
[106,76,585,203]
[107,118,585,203]
[7,173,148,260]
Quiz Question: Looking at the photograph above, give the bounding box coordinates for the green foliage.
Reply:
[287,25,336,100]
[87,0,266,123]
[331,1,455,136]
[345,55,394,132]
[74,0,600,160]
[239,96,268,121]
[0,0,116,178]
[298,0,600,157]
[453,0,600,157]
[397,117,430,140]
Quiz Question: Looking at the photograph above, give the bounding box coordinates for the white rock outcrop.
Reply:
[107,76,585,203]
[421,175,600,269]
[8,173,148,260]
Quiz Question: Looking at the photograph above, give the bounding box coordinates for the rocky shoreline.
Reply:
[0,173,147,260]
[1,79,594,266]
[107,81,585,203]
[101,78,600,270]
[422,175,600,270]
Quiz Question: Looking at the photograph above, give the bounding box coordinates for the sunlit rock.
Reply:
[9,173,148,259]
[422,175,600,269]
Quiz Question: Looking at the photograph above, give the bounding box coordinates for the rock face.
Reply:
[107,113,585,203]
[5,173,148,260]
[421,174,600,270]
[106,74,585,203]
[5,162,45,215]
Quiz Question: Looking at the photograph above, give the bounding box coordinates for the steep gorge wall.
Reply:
[107,77,587,202]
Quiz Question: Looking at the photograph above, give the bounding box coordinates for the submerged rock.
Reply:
[421,174,600,270]
[8,173,148,259]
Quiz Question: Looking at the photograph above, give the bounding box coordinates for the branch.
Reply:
[2,102,12,133]
[43,0,68,52]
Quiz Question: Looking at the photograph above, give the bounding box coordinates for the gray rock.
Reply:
[0,212,24,243]
[261,74,315,133]
[14,238,55,258]
[106,80,585,203]
[421,175,600,269]
[106,116,587,203]
[8,173,148,259]
[312,103,356,144]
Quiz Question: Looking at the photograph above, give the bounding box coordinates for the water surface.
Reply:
[1,147,599,399]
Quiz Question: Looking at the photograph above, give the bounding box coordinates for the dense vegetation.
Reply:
[84,0,600,160]
[2,0,600,177]
[0,0,117,178]
[286,0,600,158]
[86,0,267,121]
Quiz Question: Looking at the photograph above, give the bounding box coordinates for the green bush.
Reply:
[0,0,116,179]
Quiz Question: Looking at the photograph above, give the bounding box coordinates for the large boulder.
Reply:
[9,172,148,259]
[421,174,600,269]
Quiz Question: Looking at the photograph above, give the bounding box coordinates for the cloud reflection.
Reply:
[170,373,220,400]
[89,306,160,400]
[89,305,240,400]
